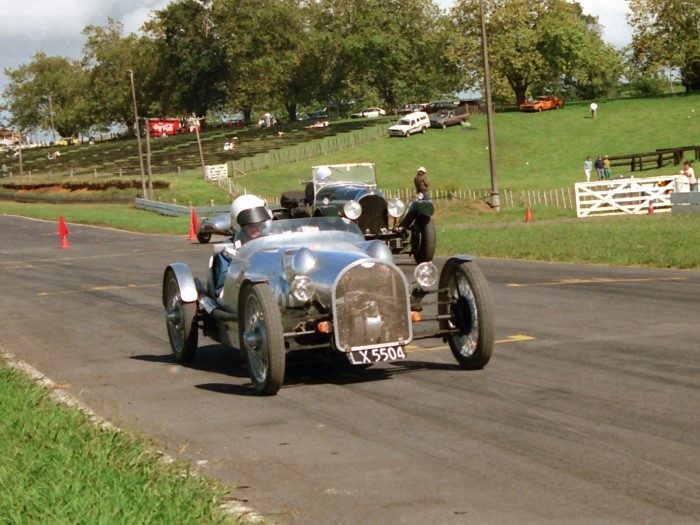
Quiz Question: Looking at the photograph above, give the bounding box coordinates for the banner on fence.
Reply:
[204,163,228,181]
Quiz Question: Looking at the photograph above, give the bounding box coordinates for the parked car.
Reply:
[388,111,430,137]
[278,163,436,263]
[398,103,429,115]
[163,215,495,395]
[519,95,564,112]
[350,107,386,119]
[429,107,470,129]
[55,137,78,146]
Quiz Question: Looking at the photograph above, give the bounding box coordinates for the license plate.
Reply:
[347,346,406,365]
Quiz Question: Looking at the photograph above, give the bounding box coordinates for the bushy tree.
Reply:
[82,19,154,133]
[449,0,623,104]
[2,53,90,138]
[627,0,700,92]
[144,0,228,117]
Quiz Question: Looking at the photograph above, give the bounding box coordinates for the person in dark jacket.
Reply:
[594,156,605,181]
[414,167,430,200]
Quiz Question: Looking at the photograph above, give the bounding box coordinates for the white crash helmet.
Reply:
[315,165,332,182]
[230,194,272,232]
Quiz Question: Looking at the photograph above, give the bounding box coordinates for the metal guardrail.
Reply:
[134,198,229,218]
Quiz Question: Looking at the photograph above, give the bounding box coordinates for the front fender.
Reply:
[163,263,198,305]
[399,199,435,228]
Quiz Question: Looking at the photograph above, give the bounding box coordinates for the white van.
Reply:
[388,111,430,137]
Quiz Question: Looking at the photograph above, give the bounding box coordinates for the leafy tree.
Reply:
[144,0,228,117]
[627,0,700,92]
[212,0,310,123]
[2,53,90,138]
[82,19,154,134]
[311,0,458,111]
[449,0,622,105]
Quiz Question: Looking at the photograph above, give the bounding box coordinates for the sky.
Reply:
[0,0,632,106]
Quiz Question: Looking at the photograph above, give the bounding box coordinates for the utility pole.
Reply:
[128,69,147,199]
[145,120,153,200]
[48,95,57,144]
[479,0,500,211]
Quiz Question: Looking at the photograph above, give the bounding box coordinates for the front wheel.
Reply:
[164,269,198,363]
[421,126,427,134]
[439,261,494,369]
[239,283,286,395]
[411,215,436,263]
[197,230,211,244]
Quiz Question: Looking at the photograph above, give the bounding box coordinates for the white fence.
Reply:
[575,175,687,218]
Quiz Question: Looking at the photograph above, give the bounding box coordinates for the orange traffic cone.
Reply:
[188,208,199,241]
[647,201,654,215]
[58,215,70,249]
[524,207,533,222]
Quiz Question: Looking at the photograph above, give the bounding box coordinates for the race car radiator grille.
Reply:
[333,261,412,352]
[357,195,388,235]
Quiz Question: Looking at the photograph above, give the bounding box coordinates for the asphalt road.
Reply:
[1,215,699,525]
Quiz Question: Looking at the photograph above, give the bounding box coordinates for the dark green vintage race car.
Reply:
[278,163,436,263]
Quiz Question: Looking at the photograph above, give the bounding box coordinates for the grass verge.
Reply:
[0,359,247,524]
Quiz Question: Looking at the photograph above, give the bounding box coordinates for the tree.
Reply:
[144,0,228,117]
[82,19,154,133]
[449,0,622,105]
[2,53,90,137]
[311,0,458,111]
[627,0,700,92]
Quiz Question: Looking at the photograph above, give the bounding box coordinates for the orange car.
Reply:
[519,95,564,112]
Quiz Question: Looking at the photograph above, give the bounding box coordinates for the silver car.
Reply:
[163,216,494,395]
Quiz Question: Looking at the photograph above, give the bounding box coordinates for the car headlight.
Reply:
[291,275,315,302]
[343,200,362,220]
[414,262,438,288]
[387,198,405,218]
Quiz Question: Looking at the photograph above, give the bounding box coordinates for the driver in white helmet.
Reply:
[230,194,273,244]
[213,195,272,296]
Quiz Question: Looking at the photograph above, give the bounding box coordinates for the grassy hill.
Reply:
[3,94,698,205]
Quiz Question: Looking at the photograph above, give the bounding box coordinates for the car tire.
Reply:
[438,261,494,370]
[239,283,286,395]
[441,123,447,129]
[164,268,198,363]
[421,126,427,133]
[196,230,212,244]
[411,215,436,264]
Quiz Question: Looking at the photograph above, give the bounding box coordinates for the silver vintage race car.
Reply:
[163,215,493,395]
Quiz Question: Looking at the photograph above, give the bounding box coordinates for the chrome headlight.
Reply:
[291,275,315,302]
[414,262,438,288]
[387,198,406,218]
[343,200,362,220]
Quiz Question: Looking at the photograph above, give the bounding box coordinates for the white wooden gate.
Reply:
[575,175,686,218]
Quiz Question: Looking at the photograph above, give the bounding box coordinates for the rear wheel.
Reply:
[239,283,286,395]
[421,126,427,133]
[411,215,436,263]
[164,269,198,363]
[196,230,211,244]
[439,262,494,369]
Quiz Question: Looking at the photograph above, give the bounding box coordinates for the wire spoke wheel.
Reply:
[164,270,198,363]
[440,261,494,369]
[240,283,285,395]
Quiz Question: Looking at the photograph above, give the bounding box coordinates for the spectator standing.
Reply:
[594,155,605,180]
[414,167,430,200]
[583,156,593,182]
[682,161,697,191]
[603,155,612,179]
[590,101,598,119]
